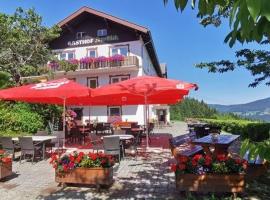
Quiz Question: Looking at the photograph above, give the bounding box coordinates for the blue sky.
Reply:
[0,0,268,105]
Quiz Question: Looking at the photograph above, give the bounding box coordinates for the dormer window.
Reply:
[76,32,86,40]
[97,29,107,37]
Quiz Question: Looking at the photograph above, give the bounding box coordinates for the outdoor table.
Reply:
[12,136,57,160]
[192,134,240,155]
[101,134,134,141]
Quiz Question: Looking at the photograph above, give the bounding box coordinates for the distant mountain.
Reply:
[209,97,270,122]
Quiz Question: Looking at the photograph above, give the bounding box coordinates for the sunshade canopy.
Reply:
[90,76,198,105]
[0,78,91,105]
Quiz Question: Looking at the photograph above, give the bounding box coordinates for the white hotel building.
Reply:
[49,6,170,125]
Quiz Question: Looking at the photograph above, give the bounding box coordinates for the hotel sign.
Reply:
[67,35,119,47]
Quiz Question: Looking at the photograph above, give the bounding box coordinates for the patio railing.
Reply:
[48,56,139,72]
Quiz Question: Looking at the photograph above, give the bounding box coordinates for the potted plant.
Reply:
[50,151,115,187]
[171,154,248,193]
[0,150,12,180]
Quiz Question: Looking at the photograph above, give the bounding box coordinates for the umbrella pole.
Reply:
[144,94,149,149]
[63,98,66,149]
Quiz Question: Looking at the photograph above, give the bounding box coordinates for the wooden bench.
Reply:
[169,134,203,159]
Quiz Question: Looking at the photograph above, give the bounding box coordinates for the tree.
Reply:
[0,8,60,84]
[196,46,270,87]
[164,0,270,47]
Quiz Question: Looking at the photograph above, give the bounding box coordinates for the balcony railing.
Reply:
[48,56,139,72]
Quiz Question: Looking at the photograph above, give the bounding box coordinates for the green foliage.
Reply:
[0,102,43,135]
[170,98,218,120]
[240,139,270,161]
[58,60,78,72]
[196,45,270,87]
[164,0,270,46]
[201,118,270,142]
[0,71,13,89]
[0,102,62,136]
[0,7,60,83]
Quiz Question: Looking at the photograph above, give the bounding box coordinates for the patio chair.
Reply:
[19,137,42,163]
[35,130,48,136]
[70,126,83,144]
[47,131,65,154]
[0,137,20,159]
[89,133,103,152]
[103,136,121,162]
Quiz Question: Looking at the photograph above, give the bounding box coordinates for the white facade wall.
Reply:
[56,39,162,125]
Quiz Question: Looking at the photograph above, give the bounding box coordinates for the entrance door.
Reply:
[157,109,166,125]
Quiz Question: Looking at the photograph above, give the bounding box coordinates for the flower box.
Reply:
[0,162,12,180]
[50,151,115,187]
[172,154,248,193]
[55,167,113,186]
[175,173,245,193]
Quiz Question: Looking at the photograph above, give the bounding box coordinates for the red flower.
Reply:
[0,150,5,154]
[179,156,188,163]
[179,164,186,170]
[1,157,12,163]
[193,154,203,162]
[63,164,68,172]
[217,154,227,162]
[89,153,98,161]
[75,156,82,163]
[192,160,197,167]
[69,155,75,162]
[242,161,248,170]
[204,155,212,166]
[78,152,85,157]
[170,164,177,172]
[235,158,242,165]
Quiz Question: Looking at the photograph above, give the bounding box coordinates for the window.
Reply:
[97,29,107,37]
[111,46,128,56]
[87,77,98,89]
[87,49,97,58]
[59,52,75,60]
[110,75,129,84]
[108,106,121,117]
[76,32,87,40]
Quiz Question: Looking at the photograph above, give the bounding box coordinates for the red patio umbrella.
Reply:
[0,78,91,105]
[91,76,198,147]
[0,78,92,147]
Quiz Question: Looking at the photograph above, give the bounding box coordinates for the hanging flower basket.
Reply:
[51,151,114,187]
[0,150,12,180]
[171,154,247,193]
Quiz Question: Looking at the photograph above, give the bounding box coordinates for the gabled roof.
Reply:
[57,6,162,76]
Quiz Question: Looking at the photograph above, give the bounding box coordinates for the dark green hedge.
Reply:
[201,119,270,142]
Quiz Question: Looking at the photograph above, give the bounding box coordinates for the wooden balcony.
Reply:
[49,56,139,72]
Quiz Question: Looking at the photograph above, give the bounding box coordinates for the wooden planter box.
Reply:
[55,167,113,186]
[0,163,12,180]
[175,173,245,193]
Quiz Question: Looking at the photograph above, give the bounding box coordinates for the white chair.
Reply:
[103,136,121,162]
[19,137,42,163]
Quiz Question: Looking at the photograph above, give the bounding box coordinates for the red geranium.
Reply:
[1,157,12,163]
[179,156,188,163]
[171,164,177,172]
[179,164,186,170]
[217,154,227,162]
[193,154,203,162]
[204,155,212,166]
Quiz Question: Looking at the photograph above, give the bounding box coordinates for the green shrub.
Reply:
[201,118,270,142]
[0,102,44,135]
